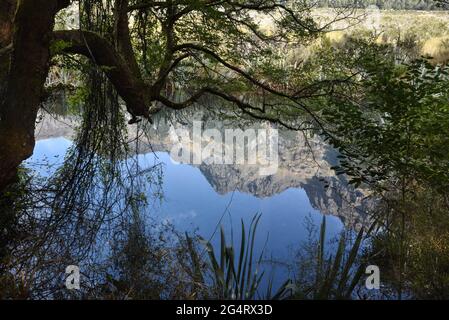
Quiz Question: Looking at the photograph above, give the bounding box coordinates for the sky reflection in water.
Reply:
[28,136,344,291]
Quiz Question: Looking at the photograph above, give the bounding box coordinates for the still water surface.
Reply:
[27,108,369,290]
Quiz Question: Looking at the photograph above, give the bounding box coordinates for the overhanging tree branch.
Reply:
[52,30,152,120]
[156,86,307,131]
[114,0,142,77]
[171,42,327,129]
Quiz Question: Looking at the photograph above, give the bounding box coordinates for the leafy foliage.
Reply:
[316,0,447,10]
[295,216,369,299]
[323,57,449,191]
[190,214,292,300]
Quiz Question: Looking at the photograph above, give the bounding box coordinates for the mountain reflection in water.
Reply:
[29,106,372,290]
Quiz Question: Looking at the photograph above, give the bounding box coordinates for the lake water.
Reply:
[27,107,370,292]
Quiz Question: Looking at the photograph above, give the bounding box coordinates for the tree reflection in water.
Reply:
[0,71,201,299]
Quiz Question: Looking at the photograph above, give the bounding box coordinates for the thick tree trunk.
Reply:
[0,0,69,192]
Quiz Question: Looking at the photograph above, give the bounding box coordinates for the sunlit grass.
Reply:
[316,9,449,63]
